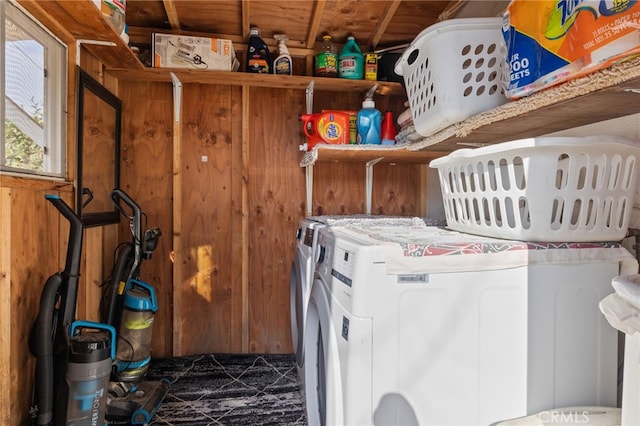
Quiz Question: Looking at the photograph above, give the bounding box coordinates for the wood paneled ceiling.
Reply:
[125,0,508,54]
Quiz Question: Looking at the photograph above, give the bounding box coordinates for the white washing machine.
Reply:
[289,216,436,389]
[303,225,637,426]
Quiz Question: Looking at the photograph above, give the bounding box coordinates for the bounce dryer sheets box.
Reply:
[502,0,640,99]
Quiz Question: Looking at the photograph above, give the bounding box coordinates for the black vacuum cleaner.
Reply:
[99,189,169,425]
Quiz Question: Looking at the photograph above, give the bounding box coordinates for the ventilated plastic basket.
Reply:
[394,17,508,138]
[429,136,640,242]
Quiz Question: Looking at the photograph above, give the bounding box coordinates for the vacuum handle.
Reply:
[45,195,82,229]
[44,195,83,329]
[125,279,158,313]
[71,320,117,360]
[111,189,143,273]
[111,189,142,222]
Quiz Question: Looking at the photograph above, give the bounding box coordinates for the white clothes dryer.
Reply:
[303,225,636,426]
[289,216,434,390]
[290,218,325,372]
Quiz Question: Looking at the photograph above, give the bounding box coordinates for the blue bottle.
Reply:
[357,85,381,144]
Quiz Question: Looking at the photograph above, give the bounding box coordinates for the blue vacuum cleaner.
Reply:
[100,189,169,424]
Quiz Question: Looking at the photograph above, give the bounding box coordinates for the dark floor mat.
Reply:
[146,353,307,426]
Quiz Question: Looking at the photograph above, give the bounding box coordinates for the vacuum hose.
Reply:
[31,195,84,425]
[34,273,62,426]
[102,243,133,327]
[46,195,84,329]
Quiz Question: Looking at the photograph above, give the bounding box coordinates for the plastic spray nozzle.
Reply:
[363,84,378,108]
[365,84,378,100]
[274,34,290,53]
[274,34,289,43]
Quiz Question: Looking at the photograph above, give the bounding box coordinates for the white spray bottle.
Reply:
[273,34,293,75]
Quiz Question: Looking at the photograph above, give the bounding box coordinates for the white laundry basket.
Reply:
[394,17,508,138]
[429,135,640,242]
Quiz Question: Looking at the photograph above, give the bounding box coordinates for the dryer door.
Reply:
[290,251,305,362]
[304,278,343,426]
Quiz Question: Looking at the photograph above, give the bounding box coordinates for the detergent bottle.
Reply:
[299,111,350,151]
[246,26,271,73]
[338,36,364,79]
[381,111,397,145]
[356,85,381,145]
[273,34,293,75]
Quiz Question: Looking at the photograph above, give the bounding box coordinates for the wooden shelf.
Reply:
[433,80,640,151]
[20,1,401,94]
[412,56,640,153]
[308,145,443,164]
[107,67,405,95]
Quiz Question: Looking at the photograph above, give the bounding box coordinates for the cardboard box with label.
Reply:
[152,33,240,71]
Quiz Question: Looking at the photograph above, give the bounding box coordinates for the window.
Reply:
[1,0,66,177]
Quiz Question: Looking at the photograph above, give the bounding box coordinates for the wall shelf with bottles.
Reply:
[107,67,405,95]
[21,0,640,166]
[300,55,640,166]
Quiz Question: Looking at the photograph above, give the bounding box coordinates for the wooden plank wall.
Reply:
[117,79,425,356]
[247,87,308,353]
[174,83,245,355]
[0,180,73,425]
[118,80,175,358]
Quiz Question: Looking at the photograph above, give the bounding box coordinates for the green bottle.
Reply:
[315,35,338,77]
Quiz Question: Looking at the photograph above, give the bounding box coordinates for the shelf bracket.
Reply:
[305,164,314,216]
[75,39,117,66]
[302,80,317,217]
[170,72,182,124]
[365,157,383,215]
[306,80,315,114]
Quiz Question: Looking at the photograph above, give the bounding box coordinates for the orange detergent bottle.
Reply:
[299,112,350,151]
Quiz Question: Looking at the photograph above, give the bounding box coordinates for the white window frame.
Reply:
[1,0,67,178]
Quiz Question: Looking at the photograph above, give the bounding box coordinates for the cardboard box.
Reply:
[152,33,239,71]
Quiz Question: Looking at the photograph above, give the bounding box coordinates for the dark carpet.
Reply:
[146,354,307,426]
